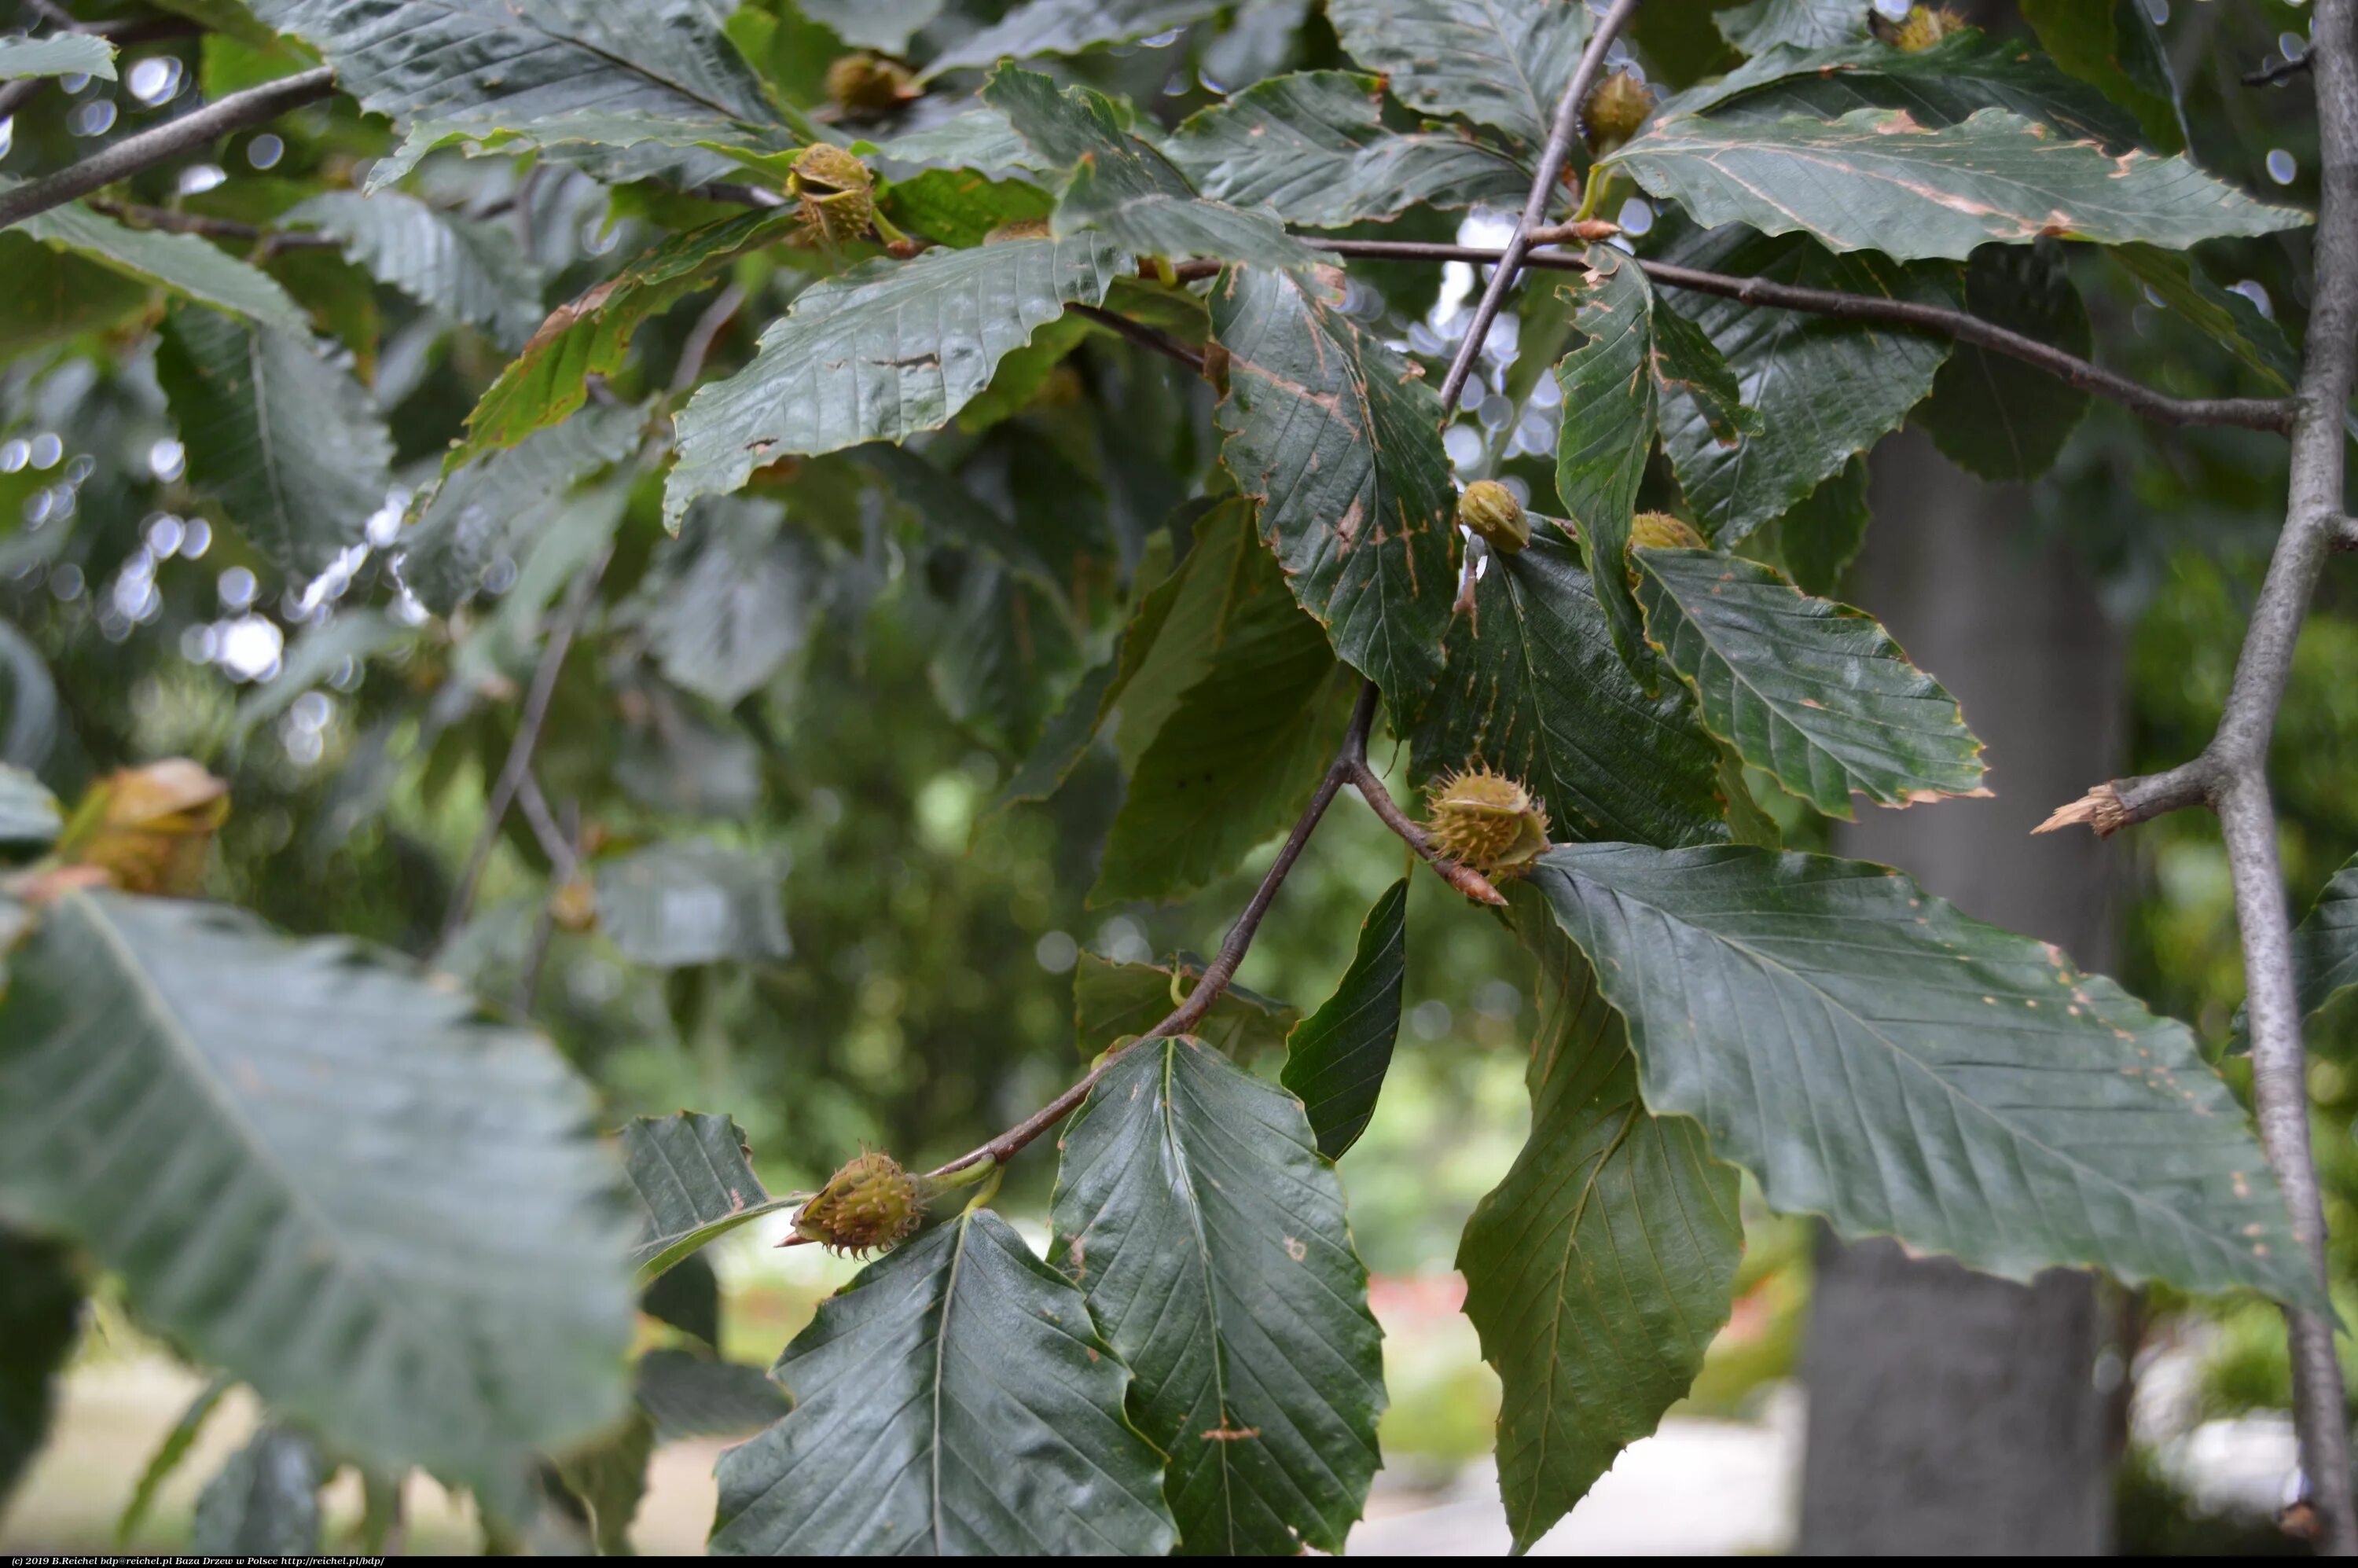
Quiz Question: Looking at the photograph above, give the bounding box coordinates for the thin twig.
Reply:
[1071,303,1205,373]
[1316,238,2297,432]
[926,681,1502,1179]
[2248,51,2316,87]
[2049,0,2358,1546]
[1434,0,1641,413]
[0,67,337,231]
[81,196,343,252]
[670,281,748,393]
[512,797,579,1016]
[1636,257,2296,432]
[436,550,611,949]
[1344,758,1507,907]
[512,770,578,879]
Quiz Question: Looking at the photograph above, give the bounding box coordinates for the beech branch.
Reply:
[2043,0,2358,1547]
[0,67,337,232]
[927,681,1504,1180]
[1315,238,2297,433]
[1434,0,1641,413]
[435,549,611,950]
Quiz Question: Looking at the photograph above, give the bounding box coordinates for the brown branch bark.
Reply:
[2044,0,2358,1547]
[1316,238,2296,432]
[0,68,337,232]
[1433,0,1641,414]
[1071,303,1205,373]
[926,681,1502,1179]
[435,550,611,951]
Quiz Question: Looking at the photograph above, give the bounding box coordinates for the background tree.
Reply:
[0,0,2354,1556]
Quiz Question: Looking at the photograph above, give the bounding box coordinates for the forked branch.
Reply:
[926,682,1503,1180]
[2042,0,2358,1547]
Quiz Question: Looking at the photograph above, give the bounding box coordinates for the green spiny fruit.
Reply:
[1629,511,1706,551]
[1457,479,1530,553]
[825,52,916,117]
[1583,70,1656,155]
[1883,4,1967,51]
[788,143,880,248]
[793,1151,922,1256]
[1425,766,1552,875]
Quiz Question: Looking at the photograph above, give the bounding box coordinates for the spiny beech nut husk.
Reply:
[788,143,878,246]
[1456,479,1530,553]
[1424,766,1552,875]
[1886,4,1967,51]
[1629,511,1706,552]
[793,1151,921,1256]
[1582,70,1656,154]
[825,52,915,117]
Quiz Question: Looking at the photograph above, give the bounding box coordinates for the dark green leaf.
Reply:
[1050,1035,1385,1555]
[639,1250,720,1348]
[1409,522,1729,848]
[0,891,637,1520]
[1634,547,1986,817]
[554,1407,656,1556]
[928,559,1087,754]
[0,233,150,363]
[712,1208,1177,1555]
[1607,108,2304,263]
[1771,454,1868,598]
[803,0,942,54]
[117,1375,233,1544]
[453,207,798,473]
[248,0,780,185]
[2290,855,2358,1029]
[12,199,311,335]
[634,1347,791,1440]
[1655,226,1955,543]
[0,766,60,844]
[1091,500,1278,773]
[1095,527,1356,903]
[0,35,116,80]
[2110,241,2301,393]
[1280,877,1408,1159]
[1665,32,2139,149]
[1459,885,1740,1553]
[619,1111,795,1283]
[596,843,790,969]
[667,236,1127,528]
[1526,843,2319,1305]
[401,402,644,615]
[983,66,1328,271]
[881,166,1055,250]
[1210,266,1457,703]
[1714,0,1870,53]
[1326,0,1592,149]
[1073,951,1300,1059]
[2022,0,2186,152]
[1916,240,2092,481]
[156,304,395,580]
[192,1427,321,1555]
[641,500,821,708]
[1553,253,1662,679]
[1647,291,1762,449]
[281,191,544,352]
[924,0,1216,79]
[0,1232,79,1509]
[1166,71,1529,228]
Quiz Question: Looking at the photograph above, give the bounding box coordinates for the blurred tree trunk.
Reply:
[1797,430,2121,1555]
